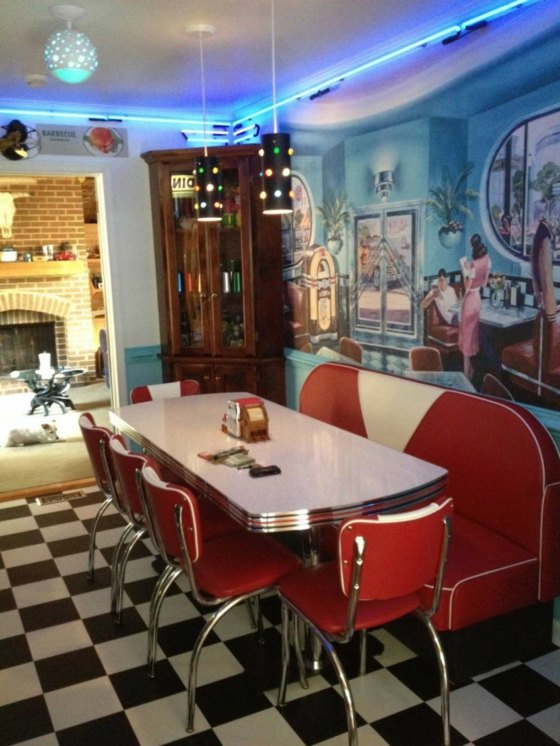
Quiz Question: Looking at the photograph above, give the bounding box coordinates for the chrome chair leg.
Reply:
[359,629,367,676]
[87,495,112,580]
[278,603,308,708]
[319,631,358,746]
[278,602,291,706]
[415,611,451,746]
[110,522,135,615]
[114,527,146,623]
[147,564,182,677]
[186,591,257,733]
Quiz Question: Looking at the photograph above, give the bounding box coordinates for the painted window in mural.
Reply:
[355,208,417,336]
[488,106,560,259]
[281,173,314,279]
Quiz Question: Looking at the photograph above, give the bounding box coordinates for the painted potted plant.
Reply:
[317,193,350,255]
[425,163,478,248]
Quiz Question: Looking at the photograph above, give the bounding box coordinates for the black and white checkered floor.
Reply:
[1,488,559,746]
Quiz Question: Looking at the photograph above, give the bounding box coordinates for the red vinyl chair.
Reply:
[277,498,454,746]
[133,456,245,675]
[130,379,200,403]
[140,462,301,732]
[78,412,115,580]
[106,434,150,622]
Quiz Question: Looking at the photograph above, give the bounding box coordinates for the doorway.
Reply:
[0,172,113,499]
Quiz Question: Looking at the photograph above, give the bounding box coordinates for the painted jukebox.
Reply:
[302,244,338,344]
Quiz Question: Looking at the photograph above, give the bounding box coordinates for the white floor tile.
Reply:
[528,703,560,744]
[440,683,520,741]
[169,641,245,688]
[348,668,422,722]
[96,632,150,675]
[0,515,38,536]
[12,576,68,609]
[127,692,207,746]
[0,609,24,639]
[527,648,560,686]
[2,543,52,568]
[216,707,306,745]
[45,676,123,731]
[26,619,92,660]
[0,661,43,706]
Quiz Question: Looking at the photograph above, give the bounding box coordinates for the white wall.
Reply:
[0,121,186,404]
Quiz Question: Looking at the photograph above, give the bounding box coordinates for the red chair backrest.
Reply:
[78,412,114,494]
[130,379,200,403]
[140,462,202,564]
[108,434,147,521]
[338,498,453,601]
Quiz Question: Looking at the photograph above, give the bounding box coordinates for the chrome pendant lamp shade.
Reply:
[45,5,98,84]
[259,0,293,215]
[189,24,223,223]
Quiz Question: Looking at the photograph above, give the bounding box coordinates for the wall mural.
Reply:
[283,101,560,411]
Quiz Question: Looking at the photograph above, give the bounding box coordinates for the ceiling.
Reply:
[3,0,560,135]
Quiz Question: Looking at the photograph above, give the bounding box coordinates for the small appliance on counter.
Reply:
[1,246,17,262]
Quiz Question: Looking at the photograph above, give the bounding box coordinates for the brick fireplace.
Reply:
[0,176,100,395]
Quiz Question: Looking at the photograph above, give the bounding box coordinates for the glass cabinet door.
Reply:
[216,165,246,352]
[171,173,207,352]
[170,161,251,356]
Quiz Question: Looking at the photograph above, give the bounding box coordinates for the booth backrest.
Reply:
[299,363,560,600]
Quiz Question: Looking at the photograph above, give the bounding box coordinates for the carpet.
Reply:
[0,381,110,496]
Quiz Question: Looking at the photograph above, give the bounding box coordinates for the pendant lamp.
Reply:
[259,0,293,215]
[44,5,98,84]
[188,24,223,223]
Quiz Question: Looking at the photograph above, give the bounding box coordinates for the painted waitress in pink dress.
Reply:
[458,234,491,380]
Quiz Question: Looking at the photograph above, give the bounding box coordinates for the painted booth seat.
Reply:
[300,362,560,679]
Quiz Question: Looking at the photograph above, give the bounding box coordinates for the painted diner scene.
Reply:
[0,2,559,745]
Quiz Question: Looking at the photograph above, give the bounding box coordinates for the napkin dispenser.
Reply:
[225,397,269,442]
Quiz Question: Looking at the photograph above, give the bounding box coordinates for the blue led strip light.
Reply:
[0,0,543,134]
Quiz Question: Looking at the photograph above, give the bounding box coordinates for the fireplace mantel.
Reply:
[0,260,86,279]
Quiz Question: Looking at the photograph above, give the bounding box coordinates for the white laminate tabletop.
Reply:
[110,393,448,532]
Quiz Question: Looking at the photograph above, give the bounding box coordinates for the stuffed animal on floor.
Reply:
[0,420,59,447]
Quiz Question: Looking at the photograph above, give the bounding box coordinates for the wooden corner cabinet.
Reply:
[141,145,286,404]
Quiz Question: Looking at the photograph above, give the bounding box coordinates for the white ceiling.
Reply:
[2,0,559,133]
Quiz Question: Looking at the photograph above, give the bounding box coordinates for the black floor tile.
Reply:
[474,718,559,746]
[64,565,112,595]
[0,588,16,613]
[7,558,60,586]
[110,658,185,709]
[0,529,43,551]
[84,606,148,644]
[0,633,31,670]
[57,711,136,746]
[387,653,445,701]
[0,695,53,746]
[157,616,218,659]
[279,686,360,744]
[46,533,90,557]
[478,664,560,717]
[19,596,79,632]
[34,508,80,527]
[195,671,273,729]
[35,645,106,691]
[0,504,32,521]
[373,702,468,746]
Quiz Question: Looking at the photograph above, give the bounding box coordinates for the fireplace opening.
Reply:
[0,322,58,375]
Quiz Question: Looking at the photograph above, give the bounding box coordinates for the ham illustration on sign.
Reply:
[83,126,124,156]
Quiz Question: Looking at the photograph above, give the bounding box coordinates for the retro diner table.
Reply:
[109,392,448,534]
